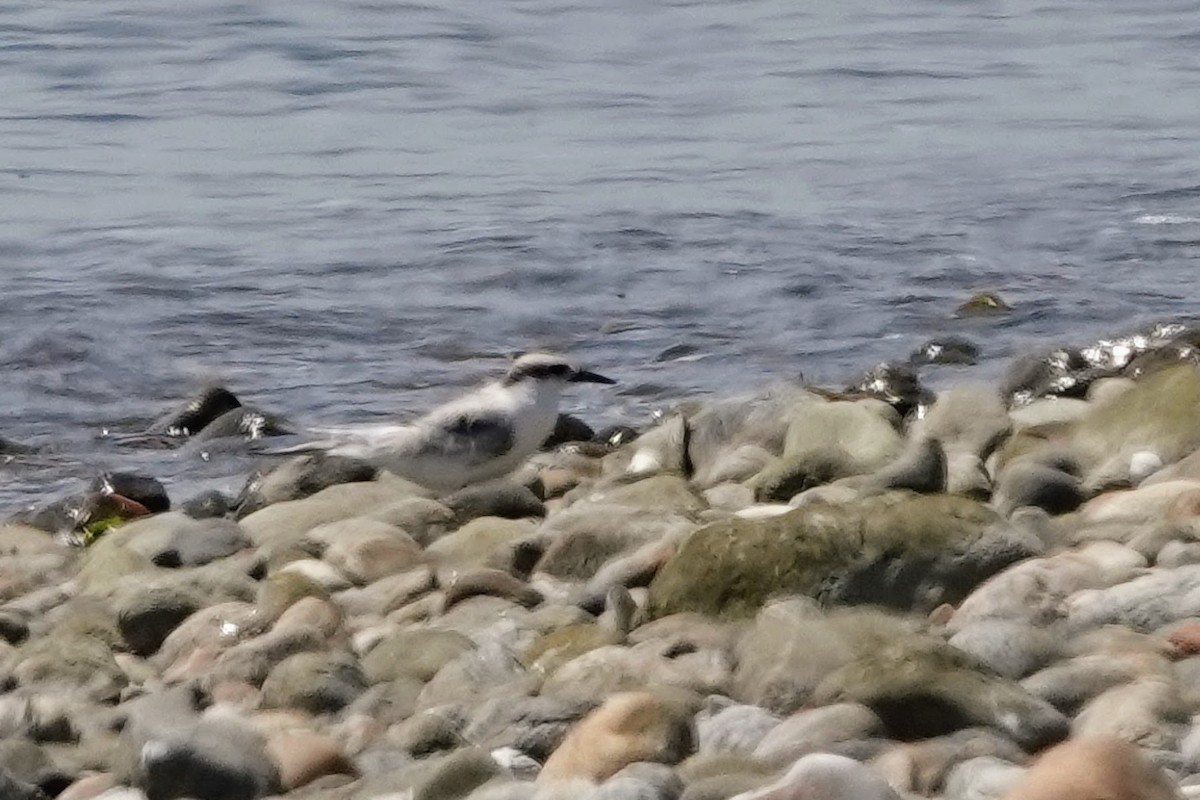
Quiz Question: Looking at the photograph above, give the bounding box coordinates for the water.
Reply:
[2,0,1200,509]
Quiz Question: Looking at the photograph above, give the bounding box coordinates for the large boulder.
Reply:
[647,493,1037,619]
[1071,364,1200,479]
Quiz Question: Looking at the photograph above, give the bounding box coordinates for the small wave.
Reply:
[1134,214,1200,225]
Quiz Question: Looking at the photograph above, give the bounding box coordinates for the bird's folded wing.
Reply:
[409,413,516,467]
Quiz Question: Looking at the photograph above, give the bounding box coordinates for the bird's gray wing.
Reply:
[412,411,516,467]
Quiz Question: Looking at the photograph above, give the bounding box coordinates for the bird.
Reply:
[274,353,615,492]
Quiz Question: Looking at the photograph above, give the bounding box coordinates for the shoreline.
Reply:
[4,319,1200,798]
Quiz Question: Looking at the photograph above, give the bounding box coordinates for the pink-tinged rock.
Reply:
[1001,737,1182,800]
[265,730,357,791]
[538,691,695,783]
[1078,480,1200,524]
[57,773,118,800]
[272,596,343,638]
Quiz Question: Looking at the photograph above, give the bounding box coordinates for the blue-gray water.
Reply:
[2,0,1200,509]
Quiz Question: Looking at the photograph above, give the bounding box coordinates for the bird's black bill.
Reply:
[570,369,616,385]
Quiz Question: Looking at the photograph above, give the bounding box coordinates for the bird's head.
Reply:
[502,353,616,387]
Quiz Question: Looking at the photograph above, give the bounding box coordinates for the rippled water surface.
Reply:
[2,0,1200,507]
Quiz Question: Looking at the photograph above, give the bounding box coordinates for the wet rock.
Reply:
[539,692,695,783]
[909,336,981,366]
[149,386,243,437]
[733,752,901,799]
[190,406,290,442]
[179,490,232,520]
[443,481,546,523]
[1001,736,1182,800]
[260,650,368,714]
[957,291,1012,317]
[90,474,170,514]
[1002,348,1094,404]
[647,493,1034,619]
[845,363,932,418]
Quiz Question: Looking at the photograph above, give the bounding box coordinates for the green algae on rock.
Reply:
[645,493,1032,620]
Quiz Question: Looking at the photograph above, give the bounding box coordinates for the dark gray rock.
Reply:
[442,481,546,522]
[91,473,170,513]
[149,387,243,437]
[117,584,205,657]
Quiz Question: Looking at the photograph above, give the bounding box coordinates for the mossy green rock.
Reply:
[1073,364,1200,466]
[646,493,1028,619]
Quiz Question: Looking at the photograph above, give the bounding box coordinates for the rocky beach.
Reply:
[7,322,1200,800]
